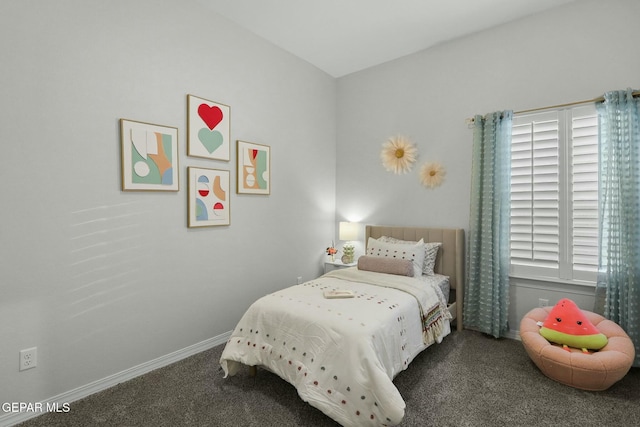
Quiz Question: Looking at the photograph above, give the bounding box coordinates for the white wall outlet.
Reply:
[19,347,37,371]
[538,298,549,308]
[297,276,303,284]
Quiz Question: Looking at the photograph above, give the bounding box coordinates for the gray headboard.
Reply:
[365,225,465,331]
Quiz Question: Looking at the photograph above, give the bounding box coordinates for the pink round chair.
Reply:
[520,306,635,391]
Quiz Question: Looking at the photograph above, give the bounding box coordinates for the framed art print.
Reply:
[187,167,230,227]
[236,140,270,195]
[120,119,179,191]
[187,94,230,161]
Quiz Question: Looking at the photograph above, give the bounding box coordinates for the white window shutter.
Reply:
[510,104,598,284]
[570,105,599,279]
[510,112,560,275]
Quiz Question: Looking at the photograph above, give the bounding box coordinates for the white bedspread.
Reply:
[220,268,451,426]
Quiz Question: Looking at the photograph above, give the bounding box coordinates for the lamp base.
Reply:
[341,254,354,264]
[342,243,355,264]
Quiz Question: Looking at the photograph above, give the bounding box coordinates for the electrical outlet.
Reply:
[539,298,549,308]
[19,347,37,371]
[297,276,303,284]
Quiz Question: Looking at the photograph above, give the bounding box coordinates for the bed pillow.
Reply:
[366,237,425,277]
[357,256,414,277]
[422,242,442,276]
[378,236,442,275]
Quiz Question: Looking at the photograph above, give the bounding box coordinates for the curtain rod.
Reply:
[465,90,640,125]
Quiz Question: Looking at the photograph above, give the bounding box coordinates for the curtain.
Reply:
[594,88,640,367]
[464,111,513,338]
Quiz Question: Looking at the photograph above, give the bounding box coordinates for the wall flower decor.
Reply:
[380,135,417,174]
[420,162,446,188]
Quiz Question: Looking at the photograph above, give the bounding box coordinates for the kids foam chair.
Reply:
[520,306,635,391]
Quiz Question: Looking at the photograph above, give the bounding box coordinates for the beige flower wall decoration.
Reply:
[420,162,446,188]
[380,136,417,174]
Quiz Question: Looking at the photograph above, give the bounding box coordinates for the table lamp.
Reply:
[339,222,359,263]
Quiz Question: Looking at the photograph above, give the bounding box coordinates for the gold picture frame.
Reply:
[236,140,270,195]
[187,94,231,161]
[187,167,230,227]
[120,119,179,191]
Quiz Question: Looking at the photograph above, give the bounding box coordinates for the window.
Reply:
[510,104,598,284]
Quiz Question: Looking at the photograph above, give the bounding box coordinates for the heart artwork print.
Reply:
[187,94,230,161]
[198,128,224,154]
[198,104,223,130]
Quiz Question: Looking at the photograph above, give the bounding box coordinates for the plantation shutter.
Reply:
[569,105,599,280]
[510,111,560,277]
[510,104,598,283]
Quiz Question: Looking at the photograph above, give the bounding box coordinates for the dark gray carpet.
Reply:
[16,330,639,426]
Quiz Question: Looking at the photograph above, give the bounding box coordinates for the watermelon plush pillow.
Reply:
[539,298,608,352]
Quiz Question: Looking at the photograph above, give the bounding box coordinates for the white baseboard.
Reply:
[504,329,521,341]
[0,331,231,427]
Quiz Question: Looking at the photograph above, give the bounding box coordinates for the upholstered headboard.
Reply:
[365,225,465,331]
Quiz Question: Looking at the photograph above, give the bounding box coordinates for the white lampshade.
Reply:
[339,222,359,241]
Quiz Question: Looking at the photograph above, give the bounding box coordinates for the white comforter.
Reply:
[220,268,451,426]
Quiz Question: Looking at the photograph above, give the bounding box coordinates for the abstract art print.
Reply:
[120,119,179,191]
[236,140,270,195]
[187,167,230,227]
[187,94,230,161]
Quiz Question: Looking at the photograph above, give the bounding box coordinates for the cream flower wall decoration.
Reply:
[380,136,418,174]
[420,162,446,188]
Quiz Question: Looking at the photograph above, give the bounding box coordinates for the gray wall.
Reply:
[3,0,640,414]
[335,0,640,335]
[0,0,336,406]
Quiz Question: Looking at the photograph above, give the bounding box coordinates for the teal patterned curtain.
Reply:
[594,88,640,367]
[464,111,513,338]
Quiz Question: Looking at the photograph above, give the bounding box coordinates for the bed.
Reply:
[220,225,465,426]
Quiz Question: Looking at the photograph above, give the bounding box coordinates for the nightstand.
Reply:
[324,259,357,274]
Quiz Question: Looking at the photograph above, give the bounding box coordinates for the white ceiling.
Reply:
[197,0,579,77]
